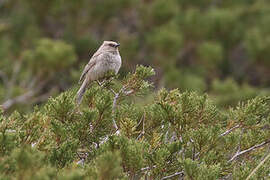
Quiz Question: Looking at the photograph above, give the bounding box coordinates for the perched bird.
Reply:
[76,41,121,104]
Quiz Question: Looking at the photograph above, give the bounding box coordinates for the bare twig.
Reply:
[108,88,116,96]
[140,164,184,179]
[228,139,270,162]
[99,79,136,132]
[1,80,47,111]
[1,90,36,111]
[136,112,145,140]
[190,138,196,160]
[220,124,240,137]
[135,113,144,129]
[161,171,184,180]
[123,89,134,96]
[204,124,241,160]
[112,92,119,130]
[140,165,156,171]
[246,152,270,180]
[97,80,126,131]
[97,80,104,87]
[110,85,134,131]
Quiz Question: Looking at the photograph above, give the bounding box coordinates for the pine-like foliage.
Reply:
[1,66,270,179]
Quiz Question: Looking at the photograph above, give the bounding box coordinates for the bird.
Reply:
[76,41,122,104]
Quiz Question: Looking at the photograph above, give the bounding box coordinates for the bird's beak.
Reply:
[115,43,120,47]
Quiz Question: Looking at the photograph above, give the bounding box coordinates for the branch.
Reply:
[122,89,134,96]
[140,165,156,171]
[140,164,184,179]
[99,77,137,132]
[110,85,134,131]
[220,124,240,137]
[112,92,119,130]
[228,139,270,162]
[161,171,184,180]
[97,79,120,131]
[246,152,270,180]
[1,80,47,111]
[1,90,36,111]
[136,112,145,140]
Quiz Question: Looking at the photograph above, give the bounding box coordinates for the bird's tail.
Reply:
[76,79,88,105]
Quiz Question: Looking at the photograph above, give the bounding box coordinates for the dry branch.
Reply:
[1,90,36,111]
[1,80,47,111]
[161,171,184,180]
[228,139,270,162]
[246,152,270,180]
[220,124,240,137]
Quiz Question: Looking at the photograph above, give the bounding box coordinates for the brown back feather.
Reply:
[78,52,101,84]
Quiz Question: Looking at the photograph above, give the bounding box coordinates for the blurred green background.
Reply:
[0,0,270,112]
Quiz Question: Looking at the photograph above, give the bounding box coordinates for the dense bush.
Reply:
[1,66,269,179]
[1,1,270,179]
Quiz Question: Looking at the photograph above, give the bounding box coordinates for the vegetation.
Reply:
[1,66,270,179]
[1,0,270,179]
[1,0,270,112]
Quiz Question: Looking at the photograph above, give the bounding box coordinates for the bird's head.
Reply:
[101,41,120,52]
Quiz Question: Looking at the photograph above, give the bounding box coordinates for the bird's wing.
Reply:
[78,52,101,83]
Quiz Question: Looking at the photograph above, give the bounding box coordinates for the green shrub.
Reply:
[1,66,269,179]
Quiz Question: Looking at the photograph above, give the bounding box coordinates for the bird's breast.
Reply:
[105,53,121,73]
[88,52,121,81]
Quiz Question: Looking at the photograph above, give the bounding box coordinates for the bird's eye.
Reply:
[109,43,115,47]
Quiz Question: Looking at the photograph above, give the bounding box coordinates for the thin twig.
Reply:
[136,112,145,140]
[220,124,240,137]
[203,124,241,159]
[122,89,134,96]
[100,79,135,132]
[190,138,195,160]
[140,165,156,171]
[1,80,47,111]
[228,139,270,162]
[1,90,36,111]
[97,80,119,130]
[111,85,134,131]
[112,92,119,130]
[232,128,245,162]
[108,88,117,95]
[161,171,184,180]
[97,80,104,87]
[135,113,144,129]
[246,152,270,180]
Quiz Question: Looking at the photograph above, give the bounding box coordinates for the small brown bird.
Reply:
[76,41,121,104]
